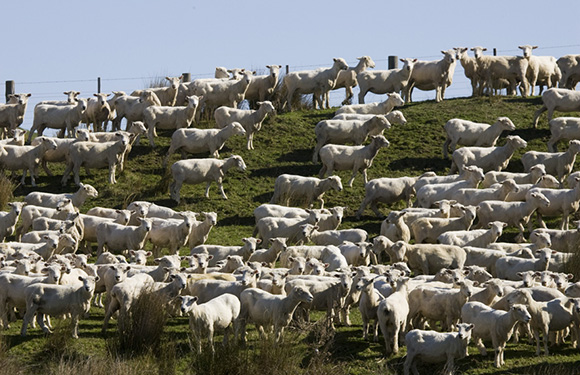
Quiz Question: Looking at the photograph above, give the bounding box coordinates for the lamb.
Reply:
[254,210,321,246]
[283,58,348,111]
[335,92,404,115]
[147,213,197,257]
[410,205,478,243]
[28,99,87,141]
[178,294,240,353]
[356,57,417,104]
[557,54,580,89]
[191,238,261,267]
[112,91,161,131]
[403,50,457,103]
[547,117,580,152]
[187,212,218,250]
[144,95,202,147]
[131,75,182,106]
[61,133,130,186]
[482,163,546,188]
[270,174,343,209]
[0,93,31,137]
[95,218,153,256]
[529,177,580,230]
[169,155,247,202]
[81,93,111,132]
[522,140,580,186]
[449,135,528,174]
[495,248,555,281]
[415,166,485,208]
[476,54,529,97]
[318,135,390,187]
[301,224,368,247]
[532,88,580,128]
[386,241,466,275]
[380,211,411,243]
[163,122,246,164]
[247,238,287,267]
[0,202,26,242]
[476,191,551,242]
[438,221,507,248]
[24,183,98,209]
[238,284,314,343]
[461,302,531,367]
[518,45,560,96]
[312,115,391,163]
[214,100,276,150]
[0,137,57,186]
[244,65,282,103]
[20,275,98,338]
[442,117,516,158]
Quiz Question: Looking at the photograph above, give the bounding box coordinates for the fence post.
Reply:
[182,73,191,83]
[388,56,398,70]
[493,48,497,56]
[97,77,101,93]
[5,80,14,103]
[285,65,289,75]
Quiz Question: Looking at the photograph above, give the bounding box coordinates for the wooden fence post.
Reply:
[97,77,101,93]
[5,80,14,103]
[388,56,398,70]
[182,73,191,82]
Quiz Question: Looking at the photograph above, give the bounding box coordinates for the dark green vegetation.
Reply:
[1,96,580,374]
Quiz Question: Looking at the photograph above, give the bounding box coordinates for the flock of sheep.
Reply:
[1,45,580,375]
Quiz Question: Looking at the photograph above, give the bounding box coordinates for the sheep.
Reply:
[386,241,466,275]
[270,174,343,209]
[95,218,153,256]
[78,210,131,252]
[20,275,98,338]
[380,211,411,243]
[186,212,218,250]
[414,165,483,192]
[332,110,407,127]
[163,122,246,164]
[253,203,330,222]
[528,178,580,230]
[335,92,404,115]
[376,276,410,354]
[438,221,507,248]
[187,269,259,304]
[191,238,261,267]
[0,128,26,146]
[469,278,503,304]
[410,205,478,243]
[354,274,384,341]
[112,91,161,131]
[531,222,580,253]
[482,163,546,188]
[318,135,389,187]
[318,55,372,105]
[0,137,57,187]
[0,94,31,137]
[443,117,516,158]
[354,58,414,104]
[313,115,391,163]
[337,241,372,267]
[495,248,555,281]
[532,88,580,128]
[455,47,486,96]
[144,95,202,147]
[254,210,321,246]
[193,71,254,120]
[247,238,287,267]
[283,58,349,111]
[450,135,528,174]
[399,201,454,227]
[24,183,98,209]
[452,179,519,207]
[147,213,197,257]
[169,155,246,202]
[301,224,368,247]
[476,54,529,97]
[557,54,580,89]
[61,133,130,186]
[547,117,580,152]
[461,301,531,367]
[403,323,474,375]
[0,202,26,242]
[174,68,244,106]
[415,166,485,208]
[131,75,182,107]
[237,283,313,343]
[102,273,155,331]
[214,100,276,150]
[518,45,560,96]
[29,131,91,177]
[81,93,111,132]
[522,140,580,186]
[15,199,77,240]
[28,99,87,141]
[244,65,282,104]
[403,49,457,103]
[178,294,240,353]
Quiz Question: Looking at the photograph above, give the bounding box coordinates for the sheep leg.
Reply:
[347,169,358,188]
[109,163,117,184]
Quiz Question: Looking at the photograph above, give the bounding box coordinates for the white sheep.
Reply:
[335,92,404,115]
[28,99,87,141]
[318,135,389,187]
[380,211,411,243]
[437,221,507,248]
[178,294,240,353]
[415,166,485,208]
[521,139,580,185]
[164,122,246,165]
[451,178,519,206]
[95,218,153,256]
[0,202,26,242]
[557,54,580,89]
[24,183,98,209]
[455,47,486,96]
[529,178,580,230]
[386,241,466,275]
[0,94,31,137]
[495,248,555,281]
[30,131,91,177]
[191,237,261,267]
[482,163,546,188]
[112,91,161,131]
[377,276,410,354]
[476,54,529,97]
[144,95,202,147]
[0,137,57,186]
[531,223,580,253]
[443,117,516,158]
[301,224,368,247]
[254,211,321,246]
[270,174,343,209]
[244,65,282,103]
[131,76,182,106]
[332,110,407,126]
[357,58,416,103]
[547,117,580,152]
[247,238,287,267]
[148,213,197,257]
[169,155,247,202]
[404,50,457,103]
[253,203,329,221]
[327,56,375,105]
[410,205,478,243]
[518,45,560,96]
[283,58,348,111]
[532,88,580,128]
[186,212,218,250]
[193,71,254,120]
[81,93,111,132]
[214,100,276,150]
[450,135,528,174]
[102,273,155,331]
[313,115,391,163]
[403,323,474,375]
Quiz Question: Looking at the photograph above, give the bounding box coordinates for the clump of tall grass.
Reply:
[0,173,15,209]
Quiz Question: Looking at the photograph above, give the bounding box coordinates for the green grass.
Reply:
[2,95,580,374]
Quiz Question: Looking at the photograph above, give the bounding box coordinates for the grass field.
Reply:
[1,95,580,374]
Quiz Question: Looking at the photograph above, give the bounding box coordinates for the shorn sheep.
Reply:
[443,117,516,158]
[269,174,343,209]
[532,88,580,128]
[214,100,276,150]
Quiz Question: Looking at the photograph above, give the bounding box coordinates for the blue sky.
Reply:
[2,0,580,132]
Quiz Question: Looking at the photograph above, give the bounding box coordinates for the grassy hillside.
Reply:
[2,95,580,374]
